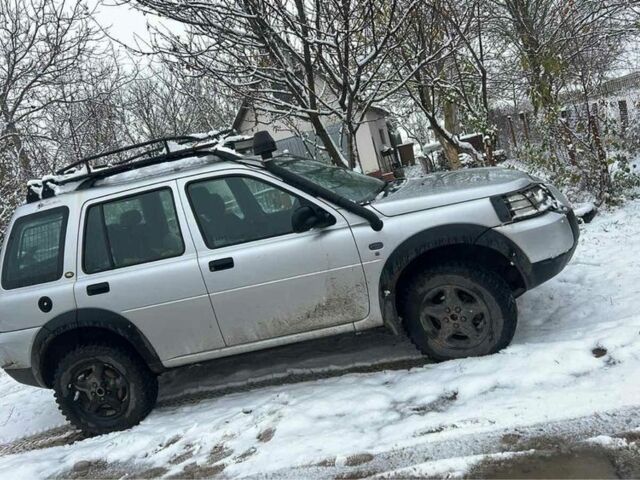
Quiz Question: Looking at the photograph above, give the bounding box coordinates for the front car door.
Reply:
[74,182,225,361]
[178,169,369,346]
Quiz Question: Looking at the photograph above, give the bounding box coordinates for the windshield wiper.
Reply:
[376,180,396,199]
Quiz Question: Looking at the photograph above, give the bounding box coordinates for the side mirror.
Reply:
[291,206,335,233]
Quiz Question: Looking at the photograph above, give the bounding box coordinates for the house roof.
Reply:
[232,99,250,131]
[561,70,640,103]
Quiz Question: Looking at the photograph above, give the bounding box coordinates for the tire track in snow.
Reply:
[266,408,640,479]
[0,356,429,457]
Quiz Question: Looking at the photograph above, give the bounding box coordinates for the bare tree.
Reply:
[488,0,633,117]
[0,0,110,234]
[124,64,237,141]
[0,0,106,175]
[128,0,431,169]
[36,57,138,169]
[392,0,486,169]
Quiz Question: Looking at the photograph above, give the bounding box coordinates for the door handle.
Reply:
[209,257,234,272]
[87,282,110,296]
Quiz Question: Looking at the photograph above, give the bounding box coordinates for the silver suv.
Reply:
[0,132,579,434]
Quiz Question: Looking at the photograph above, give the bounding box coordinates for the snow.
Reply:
[586,435,629,449]
[96,155,217,186]
[2,200,640,477]
[26,133,246,199]
[373,451,530,479]
[402,164,425,178]
[573,201,597,217]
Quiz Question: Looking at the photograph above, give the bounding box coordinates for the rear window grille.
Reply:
[2,207,68,290]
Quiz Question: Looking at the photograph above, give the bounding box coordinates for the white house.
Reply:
[561,71,640,129]
[232,102,398,177]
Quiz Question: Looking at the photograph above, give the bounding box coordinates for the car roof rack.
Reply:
[26,130,247,203]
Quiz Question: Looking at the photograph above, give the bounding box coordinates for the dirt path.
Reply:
[41,407,640,479]
[2,323,640,478]
[266,408,640,479]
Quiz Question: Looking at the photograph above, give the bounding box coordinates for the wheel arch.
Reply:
[379,224,529,328]
[32,308,165,388]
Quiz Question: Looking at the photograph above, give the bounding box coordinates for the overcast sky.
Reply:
[90,1,637,77]
[89,0,178,51]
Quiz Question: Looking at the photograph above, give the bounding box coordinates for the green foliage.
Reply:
[609,152,640,195]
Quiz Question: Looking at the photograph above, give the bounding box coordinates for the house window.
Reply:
[379,128,387,145]
[618,100,629,130]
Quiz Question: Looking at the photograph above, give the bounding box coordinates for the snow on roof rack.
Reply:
[26,130,248,203]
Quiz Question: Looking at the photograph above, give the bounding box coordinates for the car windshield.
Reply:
[273,157,385,203]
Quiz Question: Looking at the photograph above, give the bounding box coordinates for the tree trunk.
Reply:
[440,137,461,169]
[589,114,611,205]
[443,96,460,169]
[2,121,31,176]
[307,114,347,167]
[345,126,363,171]
[484,136,495,166]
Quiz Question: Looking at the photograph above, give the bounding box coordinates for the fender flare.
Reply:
[378,223,530,327]
[31,308,164,387]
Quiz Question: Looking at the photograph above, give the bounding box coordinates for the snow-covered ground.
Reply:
[2,199,640,478]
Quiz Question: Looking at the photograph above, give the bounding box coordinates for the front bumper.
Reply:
[493,209,577,263]
[491,208,580,290]
[524,209,580,290]
[526,209,580,288]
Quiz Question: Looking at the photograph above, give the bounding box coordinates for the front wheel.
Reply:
[401,263,517,361]
[53,344,158,435]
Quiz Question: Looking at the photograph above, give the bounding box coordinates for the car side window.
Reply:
[187,176,301,249]
[1,207,69,290]
[83,188,184,274]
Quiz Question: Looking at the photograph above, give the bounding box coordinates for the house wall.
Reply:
[235,105,390,175]
[235,107,314,141]
[494,74,640,157]
[354,115,379,174]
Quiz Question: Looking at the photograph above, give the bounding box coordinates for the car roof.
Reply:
[14,155,268,218]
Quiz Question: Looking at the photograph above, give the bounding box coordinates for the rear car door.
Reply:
[73,183,225,361]
[178,170,370,346]
[0,205,77,334]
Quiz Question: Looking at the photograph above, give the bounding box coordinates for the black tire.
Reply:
[401,262,517,361]
[53,344,158,435]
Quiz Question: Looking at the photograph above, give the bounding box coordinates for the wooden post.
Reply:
[589,114,611,204]
[484,134,495,166]
[561,120,577,166]
[519,112,530,144]
[507,115,518,149]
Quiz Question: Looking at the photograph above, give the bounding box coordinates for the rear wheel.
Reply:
[53,344,158,435]
[401,263,517,361]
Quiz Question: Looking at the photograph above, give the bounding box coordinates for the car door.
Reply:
[73,182,225,361]
[0,205,78,334]
[178,169,370,346]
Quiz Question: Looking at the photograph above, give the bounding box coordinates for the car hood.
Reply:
[370,167,534,216]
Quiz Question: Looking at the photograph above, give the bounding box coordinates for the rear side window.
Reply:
[2,207,69,290]
[83,188,184,274]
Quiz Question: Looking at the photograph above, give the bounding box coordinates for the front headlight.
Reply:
[503,184,562,221]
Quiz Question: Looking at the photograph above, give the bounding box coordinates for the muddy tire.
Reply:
[53,344,158,435]
[401,262,517,361]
